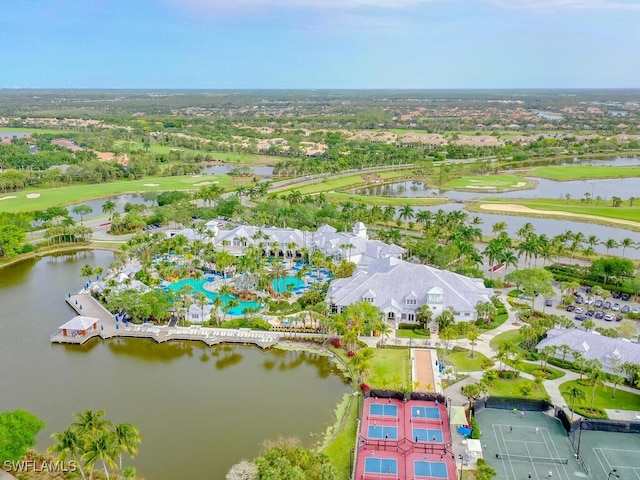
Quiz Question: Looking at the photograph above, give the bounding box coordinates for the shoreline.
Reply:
[0,244,122,271]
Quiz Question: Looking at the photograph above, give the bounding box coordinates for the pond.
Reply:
[0,250,350,479]
[357,176,640,202]
[201,165,275,176]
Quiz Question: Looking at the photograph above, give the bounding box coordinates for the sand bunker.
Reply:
[465,185,498,190]
[0,196,17,201]
[143,183,160,187]
[193,181,219,186]
[480,203,640,228]
[513,182,527,187]
[26,193,41,199]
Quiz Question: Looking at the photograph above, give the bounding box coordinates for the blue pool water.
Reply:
[272,276,305,293]
[168,278,260,315]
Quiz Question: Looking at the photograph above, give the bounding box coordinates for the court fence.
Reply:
[365,389,446,404]
[472,396,552,414]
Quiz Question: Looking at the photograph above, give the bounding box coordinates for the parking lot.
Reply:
[531,285,640,335]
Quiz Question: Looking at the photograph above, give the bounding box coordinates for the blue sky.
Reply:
[1,0,639,89]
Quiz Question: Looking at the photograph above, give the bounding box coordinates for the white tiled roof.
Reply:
[537,329,640,369]
[326,257,493,313]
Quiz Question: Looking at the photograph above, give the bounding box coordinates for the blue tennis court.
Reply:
[413,428,444,442]
[414,461,448,478]
[368,425,398,439]
[370,403,398,416]
[364,457,397,475]
[412,406,440,419]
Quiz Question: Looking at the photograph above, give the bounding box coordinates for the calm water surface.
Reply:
[0,250,349,480]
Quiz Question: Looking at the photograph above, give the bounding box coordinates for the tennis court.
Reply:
[413,428,444,443]
[364,457,398,475]
[412,406,441,419]
[413,460,448,478]
[572,429,640,480]
[370,403,399,417]
[369,425,398,440]
[476,409,582,480]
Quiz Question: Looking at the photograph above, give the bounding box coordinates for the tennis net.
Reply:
[495,453,568,465]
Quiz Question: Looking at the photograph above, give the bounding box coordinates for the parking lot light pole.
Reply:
[459,454,464,480]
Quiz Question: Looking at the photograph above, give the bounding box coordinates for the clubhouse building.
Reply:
[326,257,494,328]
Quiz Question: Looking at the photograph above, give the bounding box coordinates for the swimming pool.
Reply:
[272,276,305,293]
[168,278,260,315]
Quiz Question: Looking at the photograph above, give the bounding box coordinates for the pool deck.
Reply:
[50,293,282,348]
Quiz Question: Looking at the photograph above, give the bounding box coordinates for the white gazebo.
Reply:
[58,316,99,337]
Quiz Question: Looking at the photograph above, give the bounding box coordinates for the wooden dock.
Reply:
[51,293,282,348]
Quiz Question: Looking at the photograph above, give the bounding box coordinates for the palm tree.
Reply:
[620,238,636,258]
[500,250,518,280]
[48,428,87,480]
[610,374,625,400]
[102,200,117,220]
[567,385,586,420]
[398,204,414,233]
[558,344,572,363]
[113,423,141,470]
[604,238,619,254]
[492,221,507,234]
[73,409,112,438]
[83,431,118,480]
[587,366,606,409]
[270,262,287,293]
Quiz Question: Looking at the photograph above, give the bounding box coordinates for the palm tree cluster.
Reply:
[48,409,141,480]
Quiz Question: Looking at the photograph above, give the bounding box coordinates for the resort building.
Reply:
[537,329,640,374]
[187,304,214,323]
[198,222,405,266]
[326,257,493,327]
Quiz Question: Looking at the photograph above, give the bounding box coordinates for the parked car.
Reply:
[574,314,587,321]
[586,310,595,317]
[585,297,594,305]
[566,305,576,312]
[632,307,640,314]
[612,291,621,299]
[612,303,620,311]
[545,299,553,307]
[594,311,605,319]
[621,293,631,301]
[616,315,623,322]
[594,299,603,308]
[604,313,615,321]
[574,307,584,314]
[575,296,584,304]
[621,305,630,314]
[604,301,612,309]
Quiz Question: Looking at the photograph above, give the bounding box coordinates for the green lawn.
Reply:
[559,379,640,411]
[487,377,549,400]
[112,140,281,165]
[0,174,235,213]
[323,394,358,478]
[0,127,76,135]
[489,330,528,358]
[444,175,534,191]
[477,197,640,225]
[518,361,565,380]
[395,329,431,339]
[443,348,490,372]
[529,165,640,181]
[367,348,411,390]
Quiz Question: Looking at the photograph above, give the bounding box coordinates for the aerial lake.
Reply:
[0,250,350,479]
